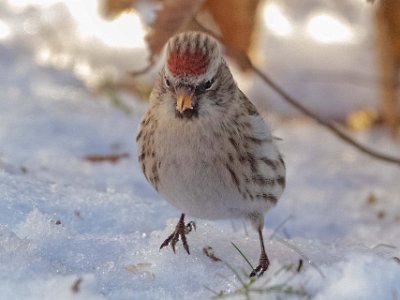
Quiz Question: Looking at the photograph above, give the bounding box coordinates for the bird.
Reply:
[136,31,285,276]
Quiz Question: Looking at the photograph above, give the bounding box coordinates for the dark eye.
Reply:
[165,77,171,87]
[204,79,214,90]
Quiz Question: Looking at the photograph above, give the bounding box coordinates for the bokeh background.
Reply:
[1,0,399,126]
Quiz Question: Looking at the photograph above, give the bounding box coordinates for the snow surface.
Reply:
[1,1,400,298]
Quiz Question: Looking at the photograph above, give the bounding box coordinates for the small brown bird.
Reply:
[136,32,285,276]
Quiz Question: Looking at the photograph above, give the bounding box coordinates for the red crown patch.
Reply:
[167,51,209,76]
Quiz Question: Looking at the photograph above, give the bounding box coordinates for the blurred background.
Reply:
[0,0,399,135]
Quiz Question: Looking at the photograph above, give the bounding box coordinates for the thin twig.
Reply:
[129,61,156,77]
[193,17,400,166]
[231,241,255,271]
[248,61,400,165]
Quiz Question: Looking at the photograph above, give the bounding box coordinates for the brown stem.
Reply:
[129,60,156,77]
[193,17,400,166]
[248,62,400,165]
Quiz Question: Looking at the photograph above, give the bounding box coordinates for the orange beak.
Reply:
[176,91,193,113]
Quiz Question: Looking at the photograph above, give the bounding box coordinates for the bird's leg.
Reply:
[159,213,195,254]
[250,227,270,277]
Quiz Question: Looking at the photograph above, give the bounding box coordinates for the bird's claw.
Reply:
[185,221,196,234]
[159,218,195,254]
[250,253,270,277]
[159,232,174,250]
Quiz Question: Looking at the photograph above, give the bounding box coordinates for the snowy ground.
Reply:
[1,39,400,300]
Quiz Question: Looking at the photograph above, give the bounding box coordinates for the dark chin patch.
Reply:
[175,104,199,119]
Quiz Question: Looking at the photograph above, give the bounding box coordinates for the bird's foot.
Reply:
[159,216,195,254]
[250,251,270,277]
[185,221,196,234]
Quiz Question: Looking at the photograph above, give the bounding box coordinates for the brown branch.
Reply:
[247,58,400,165]
[193,17,400,166]
[136,17,400,165]
[83,153,130,163]
[129,61,156,77]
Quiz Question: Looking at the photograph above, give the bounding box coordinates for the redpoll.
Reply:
[136,31,285,276]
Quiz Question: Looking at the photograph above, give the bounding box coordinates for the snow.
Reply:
[1,1,400,299]
[312,254,400,300]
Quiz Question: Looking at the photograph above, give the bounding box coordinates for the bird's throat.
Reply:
[175,103,199,119]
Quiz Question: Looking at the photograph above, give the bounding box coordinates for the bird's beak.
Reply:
[176,89,193,113]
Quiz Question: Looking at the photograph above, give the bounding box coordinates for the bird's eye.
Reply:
[164,77,171,87]
[204,79,214,90]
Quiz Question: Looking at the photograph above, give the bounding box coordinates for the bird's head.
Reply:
[155,31,234,119]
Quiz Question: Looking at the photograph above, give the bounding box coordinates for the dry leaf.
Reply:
[202,0,260,69]
[143,0,260,69]
[100,0,137,19]
[83,153,130,163]
[347,110,377,131]
[203,246,221,262]
[71,278,83,294]
[145,0,206,60]
[377,210,386,219]
[366,193,377,205]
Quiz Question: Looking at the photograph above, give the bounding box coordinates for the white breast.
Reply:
[152,116,278,220]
